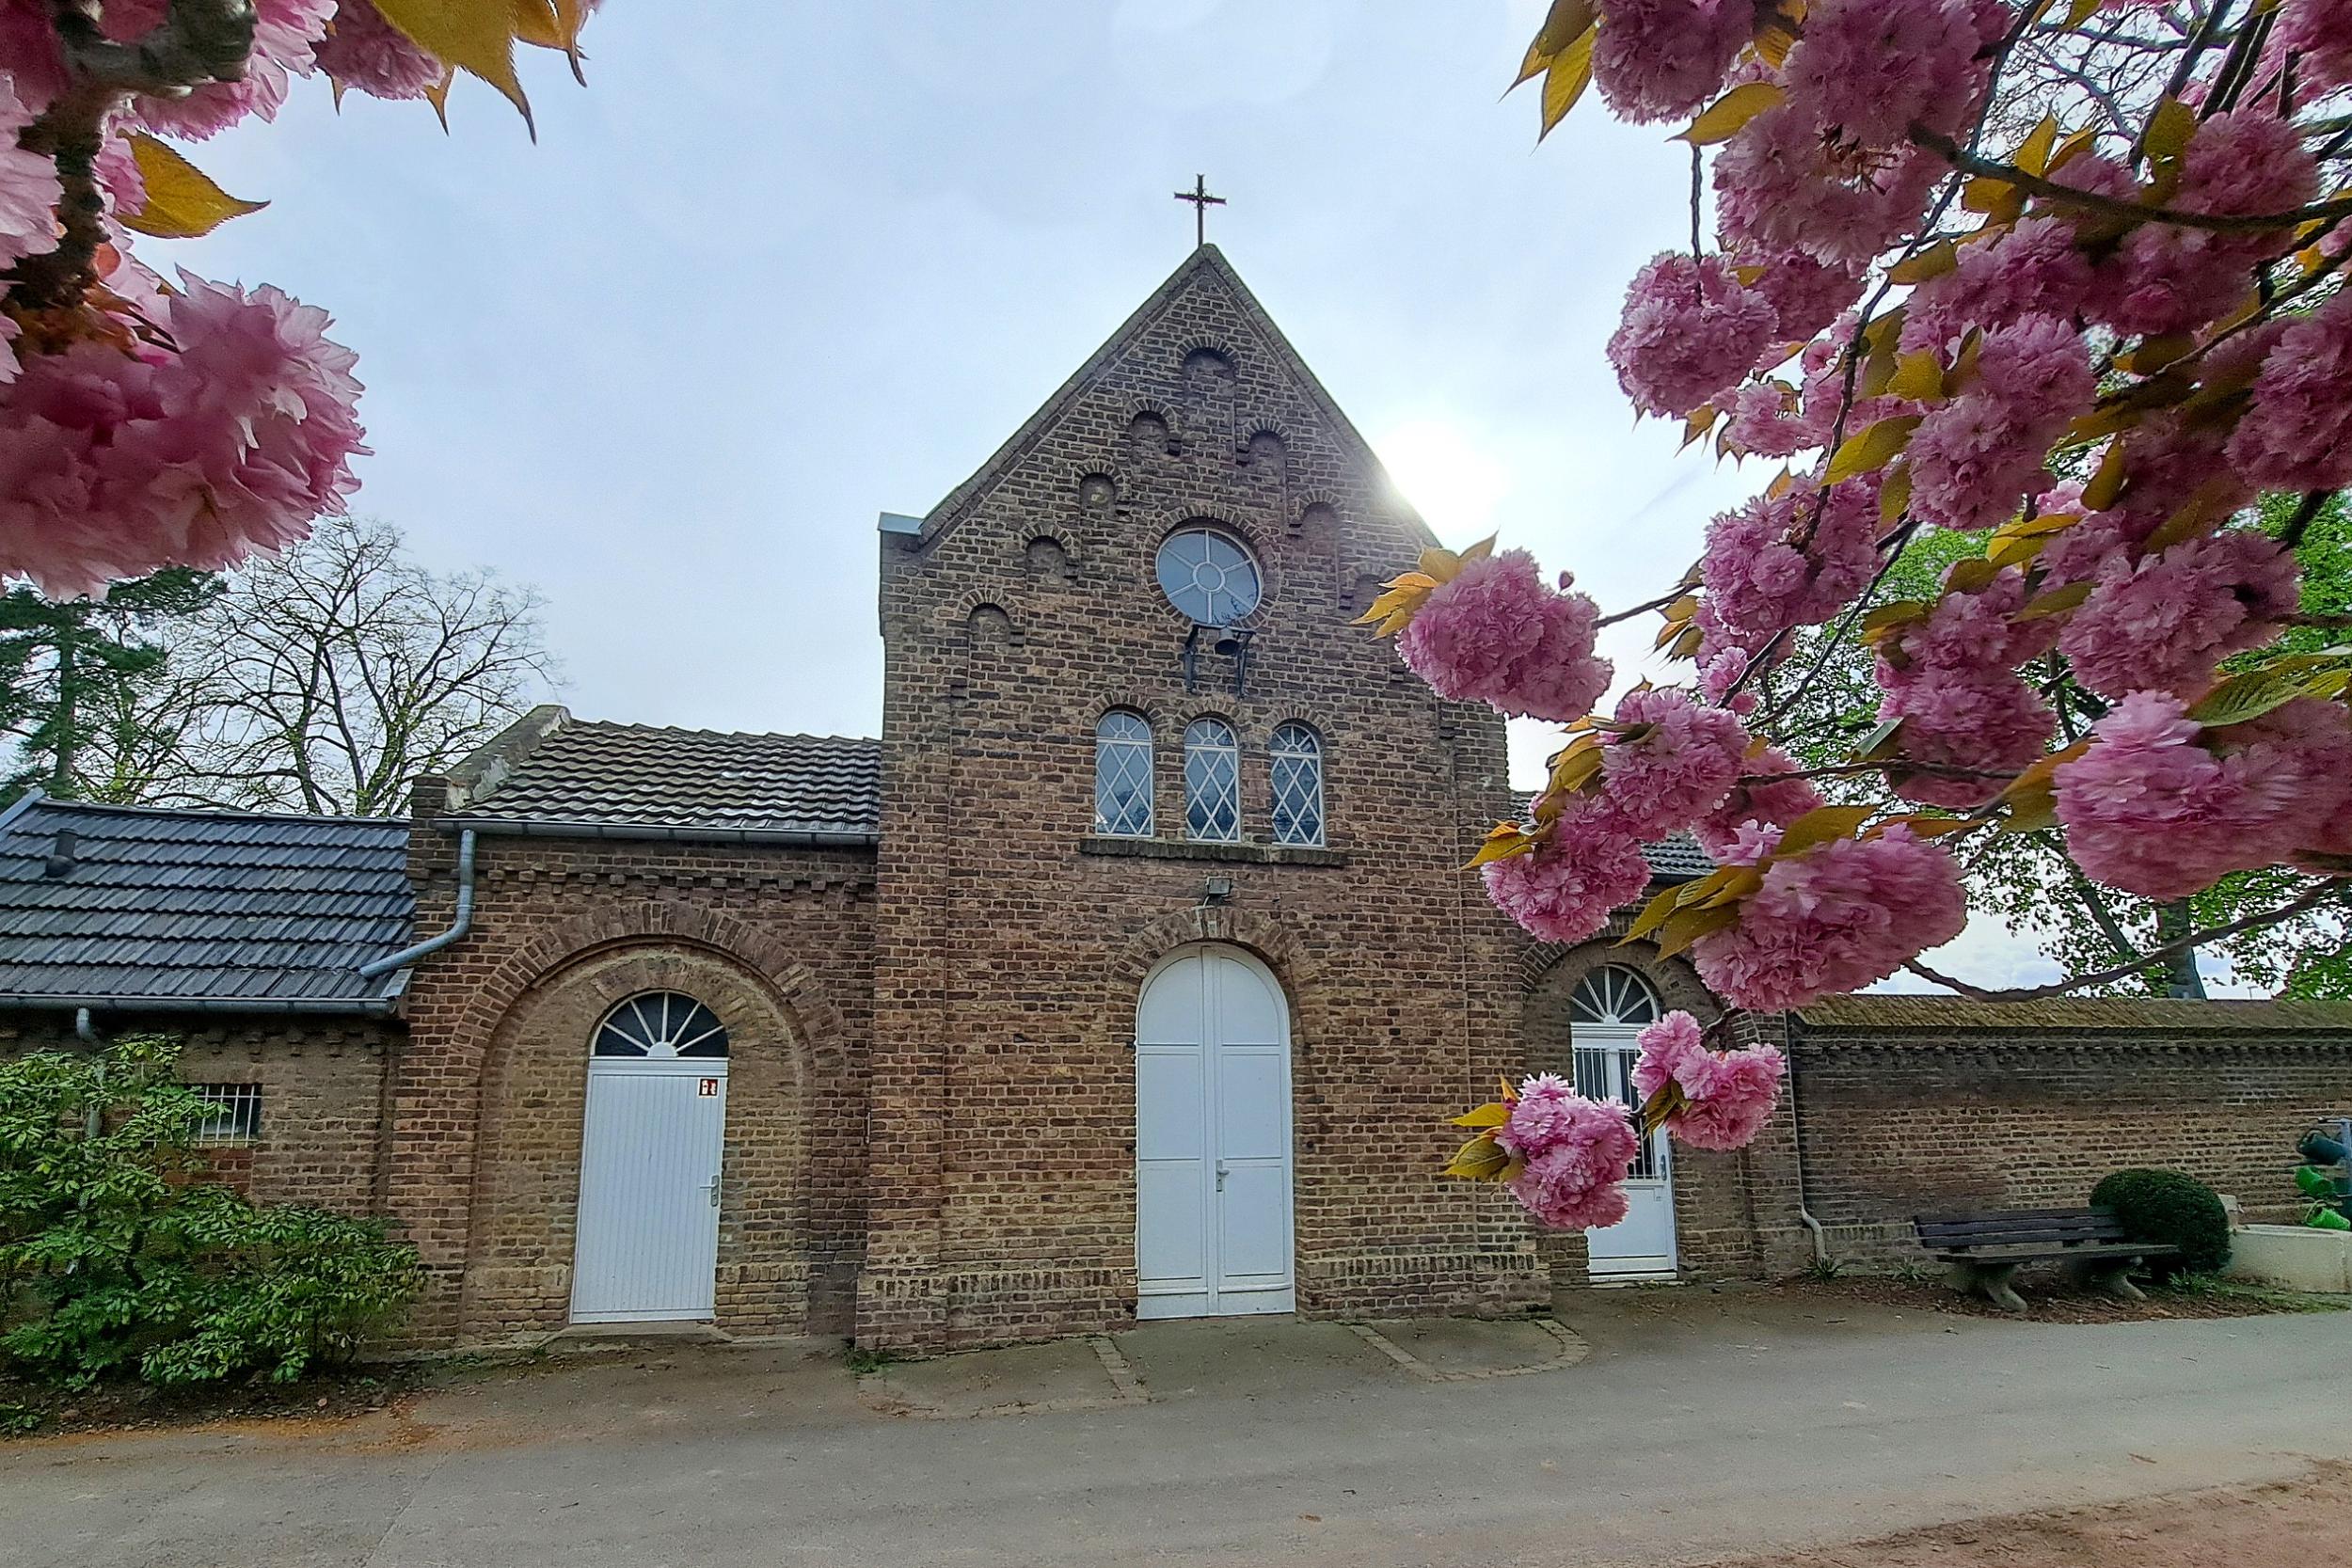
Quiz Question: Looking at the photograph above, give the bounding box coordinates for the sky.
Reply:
[167,0,2105,992]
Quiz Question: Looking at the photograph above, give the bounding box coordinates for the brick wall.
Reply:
[0,1015,394,1213]
[389,813,875,1343]
[859,248,1544,1349]
[1785,999,2352,1264]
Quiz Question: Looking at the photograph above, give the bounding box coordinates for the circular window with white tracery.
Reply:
[1154,526,1262,626]
[592,992,730,1059]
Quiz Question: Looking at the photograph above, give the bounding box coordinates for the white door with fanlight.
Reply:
[1569,965,1677,1278]
[570,992,732,1324]
[1135,944,1295,1319]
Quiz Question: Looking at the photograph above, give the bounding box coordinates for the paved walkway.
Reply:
[5,1289,2349,1568]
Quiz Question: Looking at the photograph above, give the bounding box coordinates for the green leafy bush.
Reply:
[2090,1168,2231,1276]
[1,1037,421,1389]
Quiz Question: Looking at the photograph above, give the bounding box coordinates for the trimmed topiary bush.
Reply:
[2090,1168,2230,1276]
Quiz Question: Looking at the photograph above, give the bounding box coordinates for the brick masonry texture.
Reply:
[15,249,2347,1355]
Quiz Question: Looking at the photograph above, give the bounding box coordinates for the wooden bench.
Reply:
[1913,1209,2179,1313]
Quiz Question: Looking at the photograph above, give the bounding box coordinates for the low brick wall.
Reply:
[1786,996,2352,1267]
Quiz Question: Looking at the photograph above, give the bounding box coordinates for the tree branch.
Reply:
[1910,124,2352,233]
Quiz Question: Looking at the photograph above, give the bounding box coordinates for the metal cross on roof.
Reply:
[1174,174,1225,248]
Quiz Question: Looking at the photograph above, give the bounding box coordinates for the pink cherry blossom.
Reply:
[2226,291,2352,493]
[1907,314,2094,531]
[0,273,367,598]
[2059,531,2300,699]
[316,0,446,101]
[1692,743,1824,860]
[119,0,336,141]
[1715,100,1944,268]
[1610,252,1779,419]
[1699,475,1881,647]
[2053,691,2341,899]
[1498,1072,1581,1157]
[1630,1010,1787,1151]
[1739,249,1867,345]
[1502,1093,1640,1230]
[1878,670,2054,807]
[0,71,59,267]
[1899,217,2095,357]
[1394,549,1612,722]
[0,2,68,115]
[1783,0,1987,145]
[1598,685,1751,836]
[2278,0,2352,90]
[1589,0,1752,124]
[1482,800,1654,947]
[1691,826,1968,1009]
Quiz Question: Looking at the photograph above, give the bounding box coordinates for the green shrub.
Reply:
[2090,1168,2231,1276]
[1,1037,421,1390]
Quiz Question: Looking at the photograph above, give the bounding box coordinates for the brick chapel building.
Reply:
[3,247,2347,1353]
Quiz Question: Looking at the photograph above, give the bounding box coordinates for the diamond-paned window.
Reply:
[1268,721,1324,847]
[1154,527,1262,626]
[1094,710,1153,837]
[593,992,730,1058]
[1183,717,1242,842]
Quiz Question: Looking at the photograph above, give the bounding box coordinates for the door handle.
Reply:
[1216,1160,1230,1191]
[704,1176,721,1209]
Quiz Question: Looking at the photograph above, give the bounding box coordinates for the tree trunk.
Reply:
[2156,900,2206,999]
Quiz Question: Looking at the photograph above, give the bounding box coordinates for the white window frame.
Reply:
[1267,721,1325,847]
[191,1084,262,1145]
[1183,717,1243,843]
[1094,710,1155,838]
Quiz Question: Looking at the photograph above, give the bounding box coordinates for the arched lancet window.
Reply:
[1094,710,1154,838]
[1268,722,1324,847]
[593,992,730,1059]
[1183,717,1241,842]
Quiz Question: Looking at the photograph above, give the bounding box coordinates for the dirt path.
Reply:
[1724,1463,2352,1566]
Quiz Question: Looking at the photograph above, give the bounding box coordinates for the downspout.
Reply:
[1782,1009,1832,1268]
[74,1006,103,1141]
[358,830,476,980]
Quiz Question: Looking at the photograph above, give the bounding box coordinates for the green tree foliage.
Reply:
[0,570,222,805]
[0,1037,421,1389]
[1767,496,2352,998]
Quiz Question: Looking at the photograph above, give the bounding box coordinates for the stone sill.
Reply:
[1078,835,1349,868]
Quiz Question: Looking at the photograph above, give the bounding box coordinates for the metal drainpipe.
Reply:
[74,1006,103,1141]
[357,830,477,980]
[1781,1009,1833,1268]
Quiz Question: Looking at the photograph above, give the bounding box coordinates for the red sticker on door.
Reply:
[699,1078,719,1097]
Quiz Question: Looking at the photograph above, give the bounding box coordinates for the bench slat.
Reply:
[1927,1241,2169,1263]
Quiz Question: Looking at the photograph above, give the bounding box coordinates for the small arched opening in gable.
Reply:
[1127,411,1172,464]
[1024,536,1073,587]
[1077,472,1117,515]
[966,603,1013,645]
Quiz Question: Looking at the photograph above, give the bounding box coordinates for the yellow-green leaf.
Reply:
[1680,82,1786,146]
[1623,881,1686,946]
[1880,462,1913,526]
[2015,580,2093,621]
[375,0,533,125]
[1537,28,1596,140]
[1771,804,1877,859]
[1513,0,1597,87]
[1887,351,1947,404]
[2013,115,2061,177]
[2080,437,2129,511]
[116,134,266,239]
[1467,821,1540,869]
[1443,1132,1514,1180]
[1824,416,1925,484]
[1451,1101,1512,1129]
[1656,902,1740,960]
[1886,241,1959,286]
[2145,97,2196,165]
[2189,658,2352,728]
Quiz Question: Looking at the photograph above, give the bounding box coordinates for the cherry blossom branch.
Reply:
[1910,125,2352,233]
[1901,880,2347,1001]
[1597,583,1695,628]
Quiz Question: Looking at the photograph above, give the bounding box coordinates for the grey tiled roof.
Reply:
[458,721,882,836]
[0,796,413,1010]
[1642,832,1712,881]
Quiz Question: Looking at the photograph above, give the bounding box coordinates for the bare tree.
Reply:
[151,517,558,817]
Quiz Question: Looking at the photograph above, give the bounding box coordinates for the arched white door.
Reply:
[1570,966,1677,1278]
[1135,944,1295,1319]
[571,993,730,1324]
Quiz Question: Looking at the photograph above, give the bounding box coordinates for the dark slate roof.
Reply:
[1799,994,2352,1033]
[455,719,882,837]
[0,795,414,1011]
[1642,832,1712,881]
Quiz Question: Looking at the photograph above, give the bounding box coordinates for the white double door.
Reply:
[1135,945,1295,1319]
[1575,1031,1677,1277]
[571,1057,727,1323]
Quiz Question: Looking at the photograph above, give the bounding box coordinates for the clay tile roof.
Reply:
[456,718,882,837]
[0,795,413,1011]
[1797,994,2352,1033]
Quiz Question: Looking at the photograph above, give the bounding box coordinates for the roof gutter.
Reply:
[435,816,877,847]
[358,829,475,980]
[3,993,402,1017]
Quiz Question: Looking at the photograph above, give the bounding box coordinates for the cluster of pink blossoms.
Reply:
[2054,696,2352,899]
[1906,315,2094,532]
[1692,825,1968,1010]
[2227,291,2352,494]
[1695,474,1880,662]
[1484,799,1655,946]
[1629,1011,1787,1151]
[1873,566,2057,808]
[1497,1074,1642,1230]
[1610,251,1779,419]
[1393,549,1612,722]
[313,0,449,102]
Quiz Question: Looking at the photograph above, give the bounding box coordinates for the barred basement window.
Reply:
[1268,721,1325,847]
[1184,717,1241,842]
[192,1084,262,1145]
[1094,710,1154,837]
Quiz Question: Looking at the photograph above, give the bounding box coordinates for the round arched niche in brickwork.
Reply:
[1024,536,1073,587]
[964,602,1014,646]
[1127,409,1173,464]
[452,922,844,1342]
[1519,938,1719,1080]
[1076,471,1117,514]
